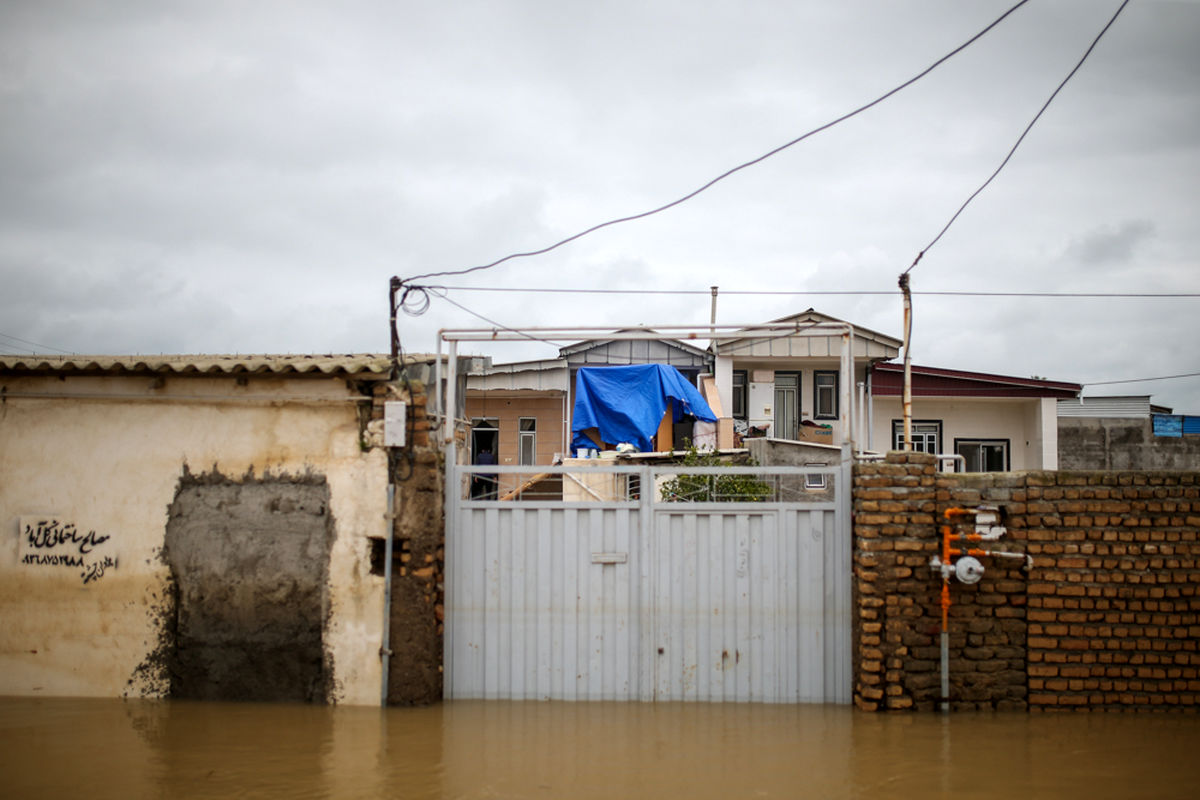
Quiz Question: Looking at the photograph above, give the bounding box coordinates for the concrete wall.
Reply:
[1060,418,1200,470]
[0,371,389,704]
[853,451,1200,712]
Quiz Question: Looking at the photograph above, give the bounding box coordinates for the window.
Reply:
[892,420,942,454]
[955,439,1009,472]
[814,371,838,420]
[732,370,747,419]
[804,462,828,490]
[518,417,537,466]
[774,372,800,440]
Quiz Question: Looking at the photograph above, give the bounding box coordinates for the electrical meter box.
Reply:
[384,401,407,447]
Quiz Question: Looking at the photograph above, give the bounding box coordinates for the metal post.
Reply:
[840,328,854,453]
[857,380,866,457]
[441,338,458,699]
[941,630,950,713]
[866,366,874,451]
[380,483,396,706]
[433,334,442,433]
[899,273,914,450]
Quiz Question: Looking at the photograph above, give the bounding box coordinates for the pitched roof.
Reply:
[0,353,402,379]
[713,308,902,359]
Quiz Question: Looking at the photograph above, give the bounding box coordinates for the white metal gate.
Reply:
[444,463,852,703]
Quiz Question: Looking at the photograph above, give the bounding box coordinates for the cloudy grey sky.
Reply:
[2,1,1198,409]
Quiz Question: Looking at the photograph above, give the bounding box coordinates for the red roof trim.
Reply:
[871,362,1080,398]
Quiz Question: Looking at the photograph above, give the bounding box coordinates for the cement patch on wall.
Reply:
[164,467,334,702]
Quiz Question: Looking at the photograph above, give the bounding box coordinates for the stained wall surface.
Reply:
[0,371,389,704]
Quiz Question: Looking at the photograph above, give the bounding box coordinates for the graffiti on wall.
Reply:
[18,516,118,585]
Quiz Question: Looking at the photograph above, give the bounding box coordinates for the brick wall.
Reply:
[853,451,1200,713]
[370,378,446,705]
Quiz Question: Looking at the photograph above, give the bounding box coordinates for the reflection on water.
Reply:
[1,696,1197,799]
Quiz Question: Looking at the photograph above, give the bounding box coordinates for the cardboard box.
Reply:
[795,424,834,444]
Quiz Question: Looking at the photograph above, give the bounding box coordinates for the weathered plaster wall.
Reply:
[0,372,388,704]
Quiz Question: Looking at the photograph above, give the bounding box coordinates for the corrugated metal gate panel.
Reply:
[449,505,643,700]
[446,465,849,703]
[650,509,836,702]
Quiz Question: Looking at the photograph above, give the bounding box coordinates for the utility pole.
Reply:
[899,273,913,451]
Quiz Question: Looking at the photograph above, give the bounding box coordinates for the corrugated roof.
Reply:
[1057,396,1158,418]
[0,353,409,378]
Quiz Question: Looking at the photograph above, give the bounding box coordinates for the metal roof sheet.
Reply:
[0,353,407,378]
[872,362,1081,398]
[1057,396,1155,418]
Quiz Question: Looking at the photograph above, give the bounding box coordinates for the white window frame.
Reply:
[518,417,537,466]
[804,462,828,490]
[892,419,942,454]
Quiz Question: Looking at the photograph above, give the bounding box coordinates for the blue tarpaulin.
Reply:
[571,364,717,452]
[1153,414,1183,438]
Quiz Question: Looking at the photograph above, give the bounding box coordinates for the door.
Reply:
[774,372,800,440]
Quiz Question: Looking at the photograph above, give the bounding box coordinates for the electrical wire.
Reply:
[905,0,1130,274]
[1083,372,1200,387]
[417,285,1200,299]
[0,331,75,355]
[399,0,1033,284]
[424,288,568,347]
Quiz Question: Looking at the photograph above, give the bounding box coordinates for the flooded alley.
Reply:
[2,697,1197,799]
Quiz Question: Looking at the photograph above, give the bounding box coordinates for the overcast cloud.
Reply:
[2,1,1198,409]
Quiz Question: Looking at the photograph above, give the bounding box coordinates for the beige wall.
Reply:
[734,360,869,446]
[869,395,1053,469]
[0,373,388,704]
[465,393,567,466]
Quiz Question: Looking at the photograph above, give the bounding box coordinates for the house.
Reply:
[465,309,1082,472]
[463,335,713,472]
[870,363,1081,471]
[711,309,901,447]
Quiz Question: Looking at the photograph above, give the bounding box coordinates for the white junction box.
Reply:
[384,401,407,447]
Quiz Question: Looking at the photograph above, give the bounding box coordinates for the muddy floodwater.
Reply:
[2,697,1197,799]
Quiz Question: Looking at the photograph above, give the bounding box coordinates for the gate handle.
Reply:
[590,552,628,564]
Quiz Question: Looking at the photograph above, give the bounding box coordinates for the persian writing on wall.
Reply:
[18,516,118,585]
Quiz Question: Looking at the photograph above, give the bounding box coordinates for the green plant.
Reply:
[659,445,772,502]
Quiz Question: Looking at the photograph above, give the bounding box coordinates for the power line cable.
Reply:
[399,0,1033,284]
[1083,371,1200,387]
[423,285,1200,299]
[904,0,1130,274]
[0,331,75,355]
[425,288,569,347]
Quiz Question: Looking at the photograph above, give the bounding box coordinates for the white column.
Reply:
[1038,397,1059,470]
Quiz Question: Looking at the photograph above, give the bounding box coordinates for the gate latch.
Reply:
[590,552,628,565]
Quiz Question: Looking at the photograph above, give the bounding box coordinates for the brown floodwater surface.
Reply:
[1,697,1197,799]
